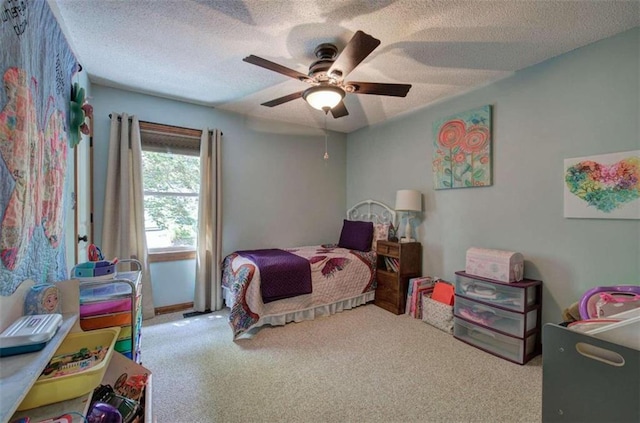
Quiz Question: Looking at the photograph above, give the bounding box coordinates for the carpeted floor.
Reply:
[142,305,542,423]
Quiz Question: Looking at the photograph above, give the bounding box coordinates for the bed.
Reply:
[222,200,396,339]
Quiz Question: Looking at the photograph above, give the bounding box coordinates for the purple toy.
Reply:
[87,402,123,423]
[579,285,640,320]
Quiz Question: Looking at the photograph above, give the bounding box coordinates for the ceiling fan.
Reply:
[243,30,412,119]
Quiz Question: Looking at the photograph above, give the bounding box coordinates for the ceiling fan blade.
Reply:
[330,101,349,118]
[328,30,381,80]
[348,82,412,97]
[243,55,310,82]
[261,91,304,107]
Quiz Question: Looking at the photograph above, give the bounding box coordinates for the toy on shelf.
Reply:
[39,344,109,380]
[73,245,119,280]
[579,285,640,319]
[73,261,117,280]
[24,284,61,315]
[89,244,104,261]
[0,314,62,357]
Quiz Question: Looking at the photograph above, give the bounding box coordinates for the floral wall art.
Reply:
[564,150,640,219]
[432,105,492,189]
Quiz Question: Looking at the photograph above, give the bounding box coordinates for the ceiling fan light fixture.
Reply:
[302,86,344,111]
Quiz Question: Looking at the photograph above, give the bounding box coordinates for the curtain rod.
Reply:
[108,114,221,136]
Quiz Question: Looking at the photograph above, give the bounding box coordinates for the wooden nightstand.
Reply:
[374,240,421,314]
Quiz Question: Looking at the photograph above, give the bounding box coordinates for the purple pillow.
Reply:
[338,220,374,252]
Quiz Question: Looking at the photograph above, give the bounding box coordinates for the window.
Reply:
[139,122,202,262]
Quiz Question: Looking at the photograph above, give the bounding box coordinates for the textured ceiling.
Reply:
[49,0,640,133]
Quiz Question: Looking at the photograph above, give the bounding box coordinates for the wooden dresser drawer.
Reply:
[375,271,402,313]
[376,241,399,257]
[376,283,398,304]
[376,271,398,295]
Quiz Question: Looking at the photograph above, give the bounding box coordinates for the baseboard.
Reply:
[154,302,193,315]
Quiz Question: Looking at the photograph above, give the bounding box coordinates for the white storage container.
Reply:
[465,247,524,282]
[0,314,62,357]
[585,308,640,351]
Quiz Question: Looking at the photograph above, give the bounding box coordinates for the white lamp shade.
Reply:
[303,86,344,110]
[395,189,422,212]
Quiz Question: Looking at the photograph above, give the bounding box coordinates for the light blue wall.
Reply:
[346,28,640,325]
[90,87,347,307]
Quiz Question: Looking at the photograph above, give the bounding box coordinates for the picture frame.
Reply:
[432,105,492,189]
[563,150,640,219]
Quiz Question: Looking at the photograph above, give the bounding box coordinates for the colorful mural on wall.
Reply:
[564,150,640,219]
[432,105,492,189]
[0,0,78,294]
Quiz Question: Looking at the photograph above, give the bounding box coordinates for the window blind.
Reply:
[139,121,201,157]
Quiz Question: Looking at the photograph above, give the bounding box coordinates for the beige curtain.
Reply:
[102,113,155,319]
[194,129,223,312]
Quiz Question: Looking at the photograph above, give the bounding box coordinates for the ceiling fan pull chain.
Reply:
[324,112,329,161]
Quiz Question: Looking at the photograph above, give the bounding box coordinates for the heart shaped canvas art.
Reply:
[564,150,640,219]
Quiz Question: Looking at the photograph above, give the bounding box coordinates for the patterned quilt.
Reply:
[1,0,77,294]
[222,244,376,339]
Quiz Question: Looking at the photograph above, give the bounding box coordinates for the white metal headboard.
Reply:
[347,199,396,227]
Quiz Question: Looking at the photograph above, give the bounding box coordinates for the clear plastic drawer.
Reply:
[454,296,538,337]
[453,317,537,364]
[455,272,538,312]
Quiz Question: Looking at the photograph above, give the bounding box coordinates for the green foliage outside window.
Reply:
[142,151,200,248]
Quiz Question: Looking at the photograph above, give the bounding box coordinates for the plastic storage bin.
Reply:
[80,312,131,331]
[584,308,640,350]
[79,276,136,316]
[0,314,63,357]
[73,261,116,278]
[18,327,120,411]
[542,323,639,422]
[454,271,538,312]
[80,298,132,316]
[454,295,537,337]
[454,317,537,364]
[80,280,133,301]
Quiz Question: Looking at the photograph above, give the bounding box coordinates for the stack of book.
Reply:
[383,257,400,272]
[405,276,436,318]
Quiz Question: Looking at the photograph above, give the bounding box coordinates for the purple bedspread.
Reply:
[237,249,312,303]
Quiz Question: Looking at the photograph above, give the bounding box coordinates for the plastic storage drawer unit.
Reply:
[454,295,538,337]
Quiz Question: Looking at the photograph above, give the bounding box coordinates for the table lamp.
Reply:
[395,189,422,242]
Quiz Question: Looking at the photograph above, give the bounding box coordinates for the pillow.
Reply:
[338,220,374,252]
[371,222,390,250]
